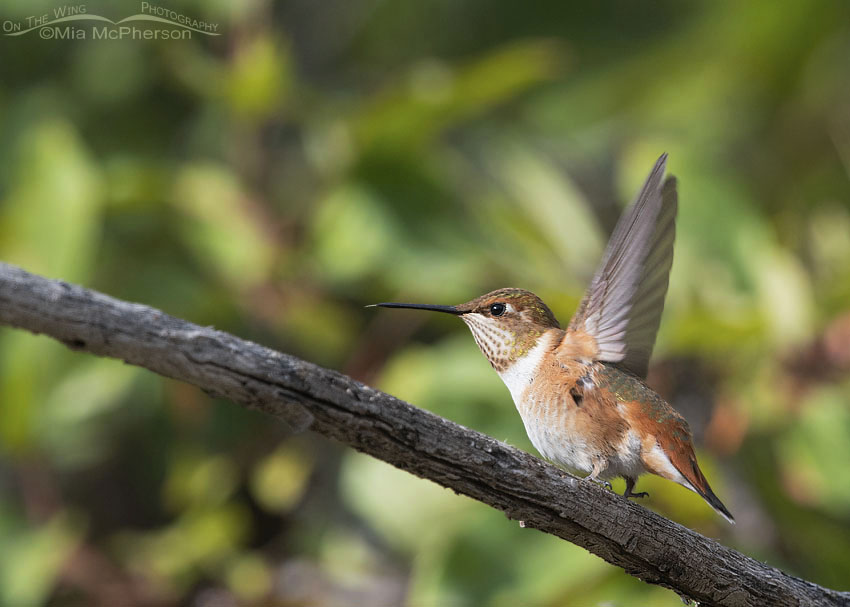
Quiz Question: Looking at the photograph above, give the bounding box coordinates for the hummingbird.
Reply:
[372,154,734,523]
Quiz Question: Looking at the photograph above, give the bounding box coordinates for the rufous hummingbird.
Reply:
[372,154,734,523]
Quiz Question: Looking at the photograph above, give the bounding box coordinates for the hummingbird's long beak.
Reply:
[368,302,462,315]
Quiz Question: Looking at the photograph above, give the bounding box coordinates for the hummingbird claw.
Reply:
[584,476,612,491]
[623,477,649,499]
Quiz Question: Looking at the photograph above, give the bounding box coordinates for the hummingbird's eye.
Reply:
[489,302,506,317]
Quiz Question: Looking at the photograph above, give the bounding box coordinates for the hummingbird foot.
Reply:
[584,476,613,491]
[585,462,612,491]
[623,477,649,499]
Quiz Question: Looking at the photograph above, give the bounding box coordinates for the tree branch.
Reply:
[0,262,845,607]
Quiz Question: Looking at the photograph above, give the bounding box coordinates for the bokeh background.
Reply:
[1,0,850,605]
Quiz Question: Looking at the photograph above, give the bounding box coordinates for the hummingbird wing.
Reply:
[569,154,678,378]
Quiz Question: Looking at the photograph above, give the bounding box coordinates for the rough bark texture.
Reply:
[0,262,846,607]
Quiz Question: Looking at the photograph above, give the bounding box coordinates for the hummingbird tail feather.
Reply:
[686,461,735,524]
[699,483,736,525]
[669,455,736,524]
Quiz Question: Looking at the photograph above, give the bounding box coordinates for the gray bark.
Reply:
[0,262,846,607]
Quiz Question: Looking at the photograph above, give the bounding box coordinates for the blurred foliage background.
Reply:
[1,0,850,605]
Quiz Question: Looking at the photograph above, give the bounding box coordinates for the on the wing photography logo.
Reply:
[2,2,220,40]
